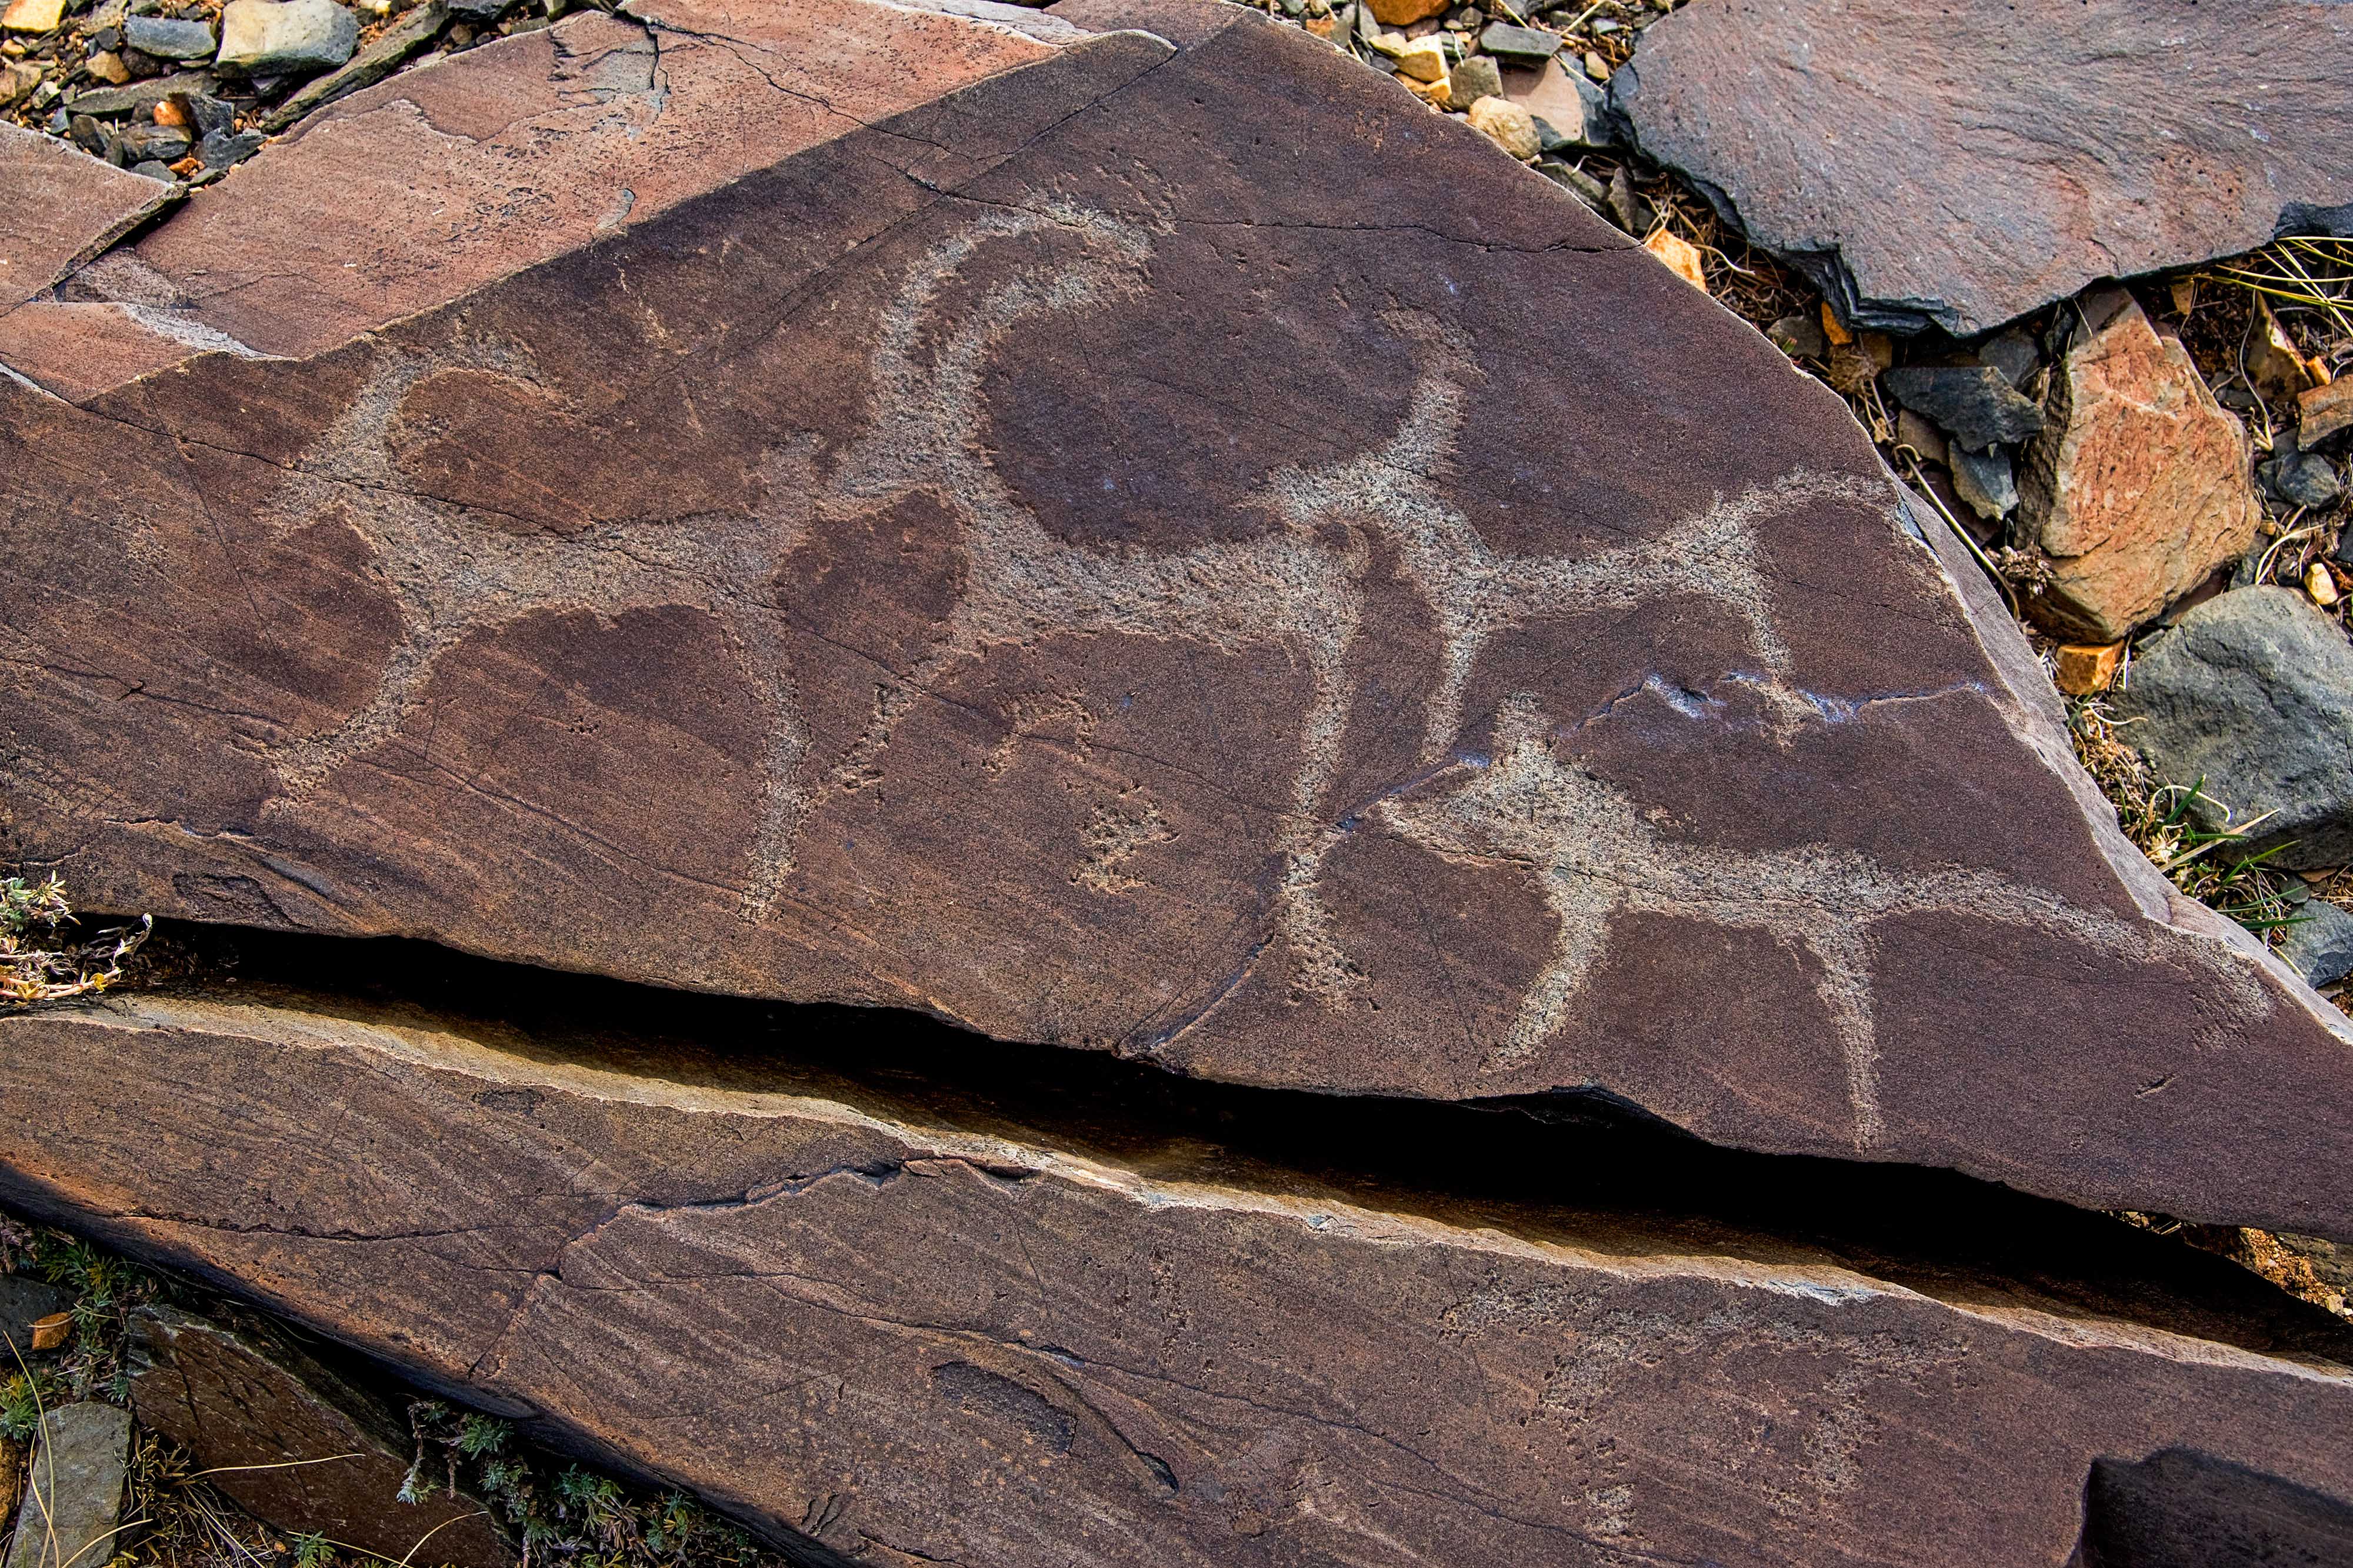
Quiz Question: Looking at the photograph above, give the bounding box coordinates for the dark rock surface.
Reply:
[1610,0,2353,335]
[1884,366,2044,452]
[129,1306,515,1568]
[4,1404,133,1568]
[5,0,2353,1238]
[2067,1447,2353,1568]
[0,1273,68,1357]
[7,989,2353,1568]
[2111,587,2353,871]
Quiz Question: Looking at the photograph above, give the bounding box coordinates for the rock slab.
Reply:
[4,1,2353,1239]
[4,1404,133,1568]
[2112,586,2353,871]
[7,992,2353,1568]
[129,1306,515,1568]
[1611,0,2353,335]
[2018,293,2262,641]
[0,122,169,313]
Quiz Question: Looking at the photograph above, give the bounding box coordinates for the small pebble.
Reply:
[122,13,214,59]
[2308,561,2340,608]
[1766,312,1827,361]
[1444,51,1500,110]
[1465,94,1538,160]
[1582,49,1608,80]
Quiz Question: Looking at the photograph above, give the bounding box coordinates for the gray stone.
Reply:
[2262,449,2344,511]
[1765,311,1825,359]
[215,0,357,75]
[1533,156,1606,211]
[2281,893,2353,989]
[262,1,446,130]
[1951,443,2017,519]
[1978,327,2039,388]
[1885,365,2047,451]
[1444,51,1500,111]
[0,1273,69,1357]
[121,14,212,57]
[2112,586,2353,870]
[116,121,191,164]
[3,1404,135,1568]
[195,126,263,167]
[66,68,215,115]
[1478,20,1558,64]
[125,159,177,182]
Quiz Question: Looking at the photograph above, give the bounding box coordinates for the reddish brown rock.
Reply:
[1610,0,2353,335]
[129,1306,515,1568]
[4,5,2353,1240]
[2017,291,2263,640]
[6,990,2353,1568]
[0,123,171,313]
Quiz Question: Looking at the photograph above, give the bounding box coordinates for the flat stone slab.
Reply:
[4,1404,134,1568]
[0,122,171,313]
[129,1306,515,1568]
[4,4,2353,1239]
[1609,0,2353,335]
[7,992,2353,1568]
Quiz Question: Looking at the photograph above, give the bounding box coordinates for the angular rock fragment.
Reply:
[8,990,2353,1568]
[4,1404,134,1568]
[215,0,359,77]
[2112,587,2353,872]
[1884,365,2044,452]
[5,1,2353,1239]
[128,1307,514,1568]
[1610,0,2353,335]
[2280,893,2353,991]
[2017,293,2263,640]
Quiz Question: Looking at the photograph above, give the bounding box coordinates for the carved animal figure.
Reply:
[251,341,815,919]
[1373,693,2266,1148]
[822,202,1884,1003]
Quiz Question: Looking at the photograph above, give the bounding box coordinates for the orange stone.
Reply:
[2052,641,2123,696]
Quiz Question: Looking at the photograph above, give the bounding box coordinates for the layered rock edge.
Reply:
[3,1,2351,1242]
[5,977,2353,1566]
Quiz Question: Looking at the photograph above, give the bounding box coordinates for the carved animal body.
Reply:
[253,201,1918,1001]
[251,343,816,918]
[1375,695,2270,1147]
[815,202,1886,1003]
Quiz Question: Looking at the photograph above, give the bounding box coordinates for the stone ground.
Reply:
[5,0,2353,1558]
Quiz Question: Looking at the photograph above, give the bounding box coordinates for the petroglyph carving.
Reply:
[250,341,815,919]
[1375,694,2270,1147]
[824,201,1879,1000]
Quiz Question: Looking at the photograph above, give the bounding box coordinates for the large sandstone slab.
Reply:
[1611,0,2353,335]
[4,4,2353,1237]
[6,989,2353,1567]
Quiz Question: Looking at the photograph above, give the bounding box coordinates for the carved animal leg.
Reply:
[725,606,811,922]
[1803,926,1884,1151]
[1271,586,1369,1003]
[1494,872,1615,1070]
[271,611,464,795]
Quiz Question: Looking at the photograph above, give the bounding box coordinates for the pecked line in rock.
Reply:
[3,0,2352,1249]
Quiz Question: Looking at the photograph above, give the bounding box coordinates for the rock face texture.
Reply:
[2112,586,2353,871]
[5,1,2353,1238]
[7,989,2353,1568]
[1610,0,2353,335]
[2017,293,2264,640]
[129,1306,516,1568]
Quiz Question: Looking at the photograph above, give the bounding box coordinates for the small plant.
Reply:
[1,873,150,1008]
[404,1401,778,1567]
